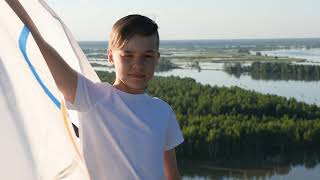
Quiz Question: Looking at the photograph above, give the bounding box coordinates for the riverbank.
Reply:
[165,49,305,64]
[179,151,320,180]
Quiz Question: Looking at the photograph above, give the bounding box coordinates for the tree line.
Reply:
[224,62,320,81]
[97,71,320,159]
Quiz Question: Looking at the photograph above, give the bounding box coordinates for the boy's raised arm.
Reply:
[5,0,78,103]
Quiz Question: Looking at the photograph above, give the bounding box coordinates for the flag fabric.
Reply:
[0,0,98,179]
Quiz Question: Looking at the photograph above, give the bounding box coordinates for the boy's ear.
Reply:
[156,52,160,64]
[107,49,114,64]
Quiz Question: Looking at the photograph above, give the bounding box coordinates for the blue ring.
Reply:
[19,25,61,109]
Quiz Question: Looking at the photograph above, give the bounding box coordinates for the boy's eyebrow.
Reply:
[123,50,134,54]
[123,50,157,53]
[145,50,157,53]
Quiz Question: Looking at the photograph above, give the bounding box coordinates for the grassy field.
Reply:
[162,49,305,63]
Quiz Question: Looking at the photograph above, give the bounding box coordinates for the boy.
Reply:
[6,0,184,180]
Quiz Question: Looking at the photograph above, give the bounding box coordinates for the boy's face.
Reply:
[108,34,160,94]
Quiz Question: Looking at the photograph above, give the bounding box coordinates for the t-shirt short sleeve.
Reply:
[66,73,105,112]
[164,108,184,151]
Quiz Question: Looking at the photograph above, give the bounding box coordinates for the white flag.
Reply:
[0,0,98,179]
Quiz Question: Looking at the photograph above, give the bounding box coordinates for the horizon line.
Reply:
[78,37,320,42]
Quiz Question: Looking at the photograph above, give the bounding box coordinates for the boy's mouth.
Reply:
[128,74,146,78]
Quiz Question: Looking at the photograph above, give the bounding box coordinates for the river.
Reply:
[81,42,320,180]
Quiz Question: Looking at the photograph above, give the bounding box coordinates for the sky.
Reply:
[47,0,320,41]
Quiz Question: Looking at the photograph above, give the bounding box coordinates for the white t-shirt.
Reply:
[67,73,184,180]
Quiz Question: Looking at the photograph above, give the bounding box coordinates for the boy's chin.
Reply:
[124,82,147,93]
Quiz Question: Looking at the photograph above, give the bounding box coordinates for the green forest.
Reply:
[224,62,320,81]
[97,71,320,159]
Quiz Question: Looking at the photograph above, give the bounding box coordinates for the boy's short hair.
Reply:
[108,14,159,50]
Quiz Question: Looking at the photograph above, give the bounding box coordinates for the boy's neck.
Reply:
[113,82,146,94]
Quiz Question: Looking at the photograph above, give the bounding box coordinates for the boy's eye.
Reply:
[145,54,155,58]
[122,54,133,58]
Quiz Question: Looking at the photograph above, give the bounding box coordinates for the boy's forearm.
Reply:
[6,0,41,38]
[30,32,78,103]
[6,0,77,102]
[39,43,77,102]
[164,149,182,180]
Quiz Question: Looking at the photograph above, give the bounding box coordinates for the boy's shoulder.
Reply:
[147,96,173,112]
[149,96,168,105]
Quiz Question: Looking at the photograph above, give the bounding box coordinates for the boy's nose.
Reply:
[131,59,144,70]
